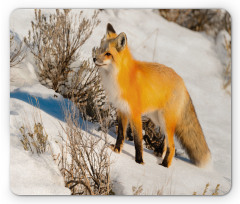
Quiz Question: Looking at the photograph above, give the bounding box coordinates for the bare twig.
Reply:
[10,33,26,68]
[57,105,112,195]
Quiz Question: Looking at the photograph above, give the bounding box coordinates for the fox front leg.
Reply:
[111,111,128,153]
[130,114,144,164]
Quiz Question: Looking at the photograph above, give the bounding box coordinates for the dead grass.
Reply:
[193,183,220,195]
[132,174,173,195]
[57,104,112,195]
[132,185,166,196]
[19,123,48,154]
[18,97,48,155]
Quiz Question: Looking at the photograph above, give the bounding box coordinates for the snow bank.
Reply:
[10,98,71,195]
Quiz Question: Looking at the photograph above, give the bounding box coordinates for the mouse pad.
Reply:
[10,9,231,195]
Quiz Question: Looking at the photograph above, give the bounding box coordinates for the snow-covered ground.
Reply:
[10,9,231,195]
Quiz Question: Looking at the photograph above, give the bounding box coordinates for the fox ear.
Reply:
[115,32,127,52]
[106,23,117,39]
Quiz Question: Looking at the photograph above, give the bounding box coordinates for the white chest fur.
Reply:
[99,67,130,115]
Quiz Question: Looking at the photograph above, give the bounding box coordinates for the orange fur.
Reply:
[94,23,211,167]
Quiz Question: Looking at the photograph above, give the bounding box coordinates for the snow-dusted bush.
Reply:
[24,9,107,121]
[58,107,112,195]
[62,60,106,122]
[159,9,231,37]
[142,118,165,157]
[10,31,26,68]
[24,9,99,91]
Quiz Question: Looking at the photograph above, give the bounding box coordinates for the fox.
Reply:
[93,23,211,168]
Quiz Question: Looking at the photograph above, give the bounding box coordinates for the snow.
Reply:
[10,9,231,195]
[10,98,71,195]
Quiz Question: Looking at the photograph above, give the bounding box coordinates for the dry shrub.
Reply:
[19,123,48,155]
[193,183,220,195]
[223,37,231,90]
[142,118,165,157]
[159,9,231,36]
[64,60,106,122]
[57,105,112,195]
[24,9,100,92]
[18,97,48,155]
[24,9,105,122]
[10,32,26,68]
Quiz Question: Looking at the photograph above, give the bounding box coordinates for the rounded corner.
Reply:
[220,8,232,21]
[10,186,21,196]
[219,182,232,196]
[9,8,21,20]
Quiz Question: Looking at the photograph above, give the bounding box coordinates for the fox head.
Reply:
[93,23,128,70]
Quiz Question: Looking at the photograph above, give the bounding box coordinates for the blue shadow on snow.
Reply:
[10,90,84,128]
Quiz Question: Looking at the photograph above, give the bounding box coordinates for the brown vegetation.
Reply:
[57,106,112,195]
[159,9,231,36]
[10,32,26,68]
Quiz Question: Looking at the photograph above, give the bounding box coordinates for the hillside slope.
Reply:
[10,9,231,195]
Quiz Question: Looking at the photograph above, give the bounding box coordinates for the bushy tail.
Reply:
[175,97,211,167]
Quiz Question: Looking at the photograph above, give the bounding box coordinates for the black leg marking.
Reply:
[161,147,170,167]
[114,115,125,152]
[132,126,144,164]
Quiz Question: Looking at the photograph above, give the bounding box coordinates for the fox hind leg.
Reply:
[155,110,168,162]
[162,131,175,168]
[161,137,167,161]
[161,114,176,168]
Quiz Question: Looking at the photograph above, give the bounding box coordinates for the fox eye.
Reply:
[105,52,111,56]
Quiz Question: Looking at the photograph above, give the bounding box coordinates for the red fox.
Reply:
[93,23,211,168]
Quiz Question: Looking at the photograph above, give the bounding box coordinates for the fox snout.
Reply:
[93,55,109,68]
[93,57,103,66]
